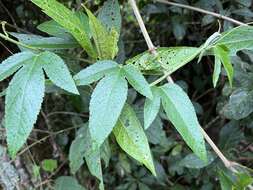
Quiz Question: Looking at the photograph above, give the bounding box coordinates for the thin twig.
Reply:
[46,111,88,118]
[200,128,232,168]
[128,0,234,170]
[155,0,247,26]
[129,0,174,82]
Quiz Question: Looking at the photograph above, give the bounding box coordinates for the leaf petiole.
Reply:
[0,32,39,51]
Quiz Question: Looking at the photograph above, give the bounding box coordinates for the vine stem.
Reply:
[155,0,247,26]
[128,0,234,170]
[0,32,38,51]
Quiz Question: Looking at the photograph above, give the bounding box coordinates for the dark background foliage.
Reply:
[0,0,252,189]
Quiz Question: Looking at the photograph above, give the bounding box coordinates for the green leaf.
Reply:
[69,125,87,174]
[98,0,121,34]
[38,11,90,40]
[86,8,119,59]
[11,33,79,50]
[69,124,104,190]
[212,55,222,87]
[222,89,253,120]
[74,60,119,86]
[214,45,234,87]
[179,151,215,169]
[31,0,96,58]
[146,117,171,148]
[113,104,156,176]
[234,172,253,189]
[89,70,128,146]
[126,47,201,74]
[144,87,160,129]
[160,83,207,161]
[85,143,104,190]
[54,176,86,190]
[6,59,45,157]
[123,64,153,99]
[39,51,79,94]
[41,159,57,172]
[171,16,186,41]
[218,170,234,190]
[0,52,34,82]
[215,26,253,55]
[32,165,40,178]
[37,20,73,39]
[74,11,91,37]
[100,139,111,168]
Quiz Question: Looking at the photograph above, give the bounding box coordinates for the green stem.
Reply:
[150,72,170,86]
[0,33,39,51]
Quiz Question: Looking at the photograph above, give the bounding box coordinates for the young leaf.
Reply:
[0,52,34,82]
[39,51,79,94]
[160,83,207,161]
[89,70,128,146]
[144,87,161,129]
[41,159,57,172]
[54,176,86,190]
[74,60,119,86]
[6,60,45,157]
[215,26,253,55]
[123,64,153,99]
[212,56,222,87]
[85,8,119,59]
[214,45,234,87]
[11,33,79,50]
[98,0,122,33]
[113,104,156,176]
[31,0,96,58]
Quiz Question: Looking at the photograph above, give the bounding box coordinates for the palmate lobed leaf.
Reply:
[1,51,78,157]
[113,104,156,176]
[159,83,207,161]
[89,69,128,146]
[31,0,96,58]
